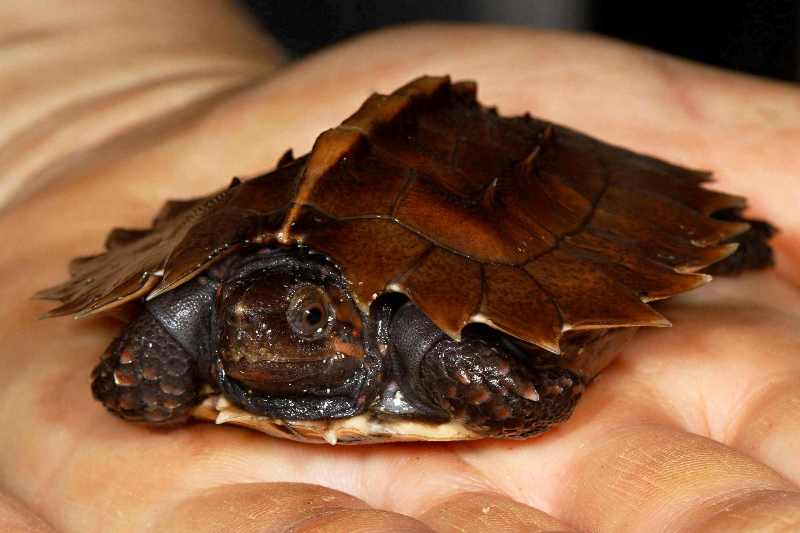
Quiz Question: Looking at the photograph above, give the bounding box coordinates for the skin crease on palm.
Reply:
[1,2,799,532]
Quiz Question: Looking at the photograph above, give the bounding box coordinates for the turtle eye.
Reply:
[286,285,333,340]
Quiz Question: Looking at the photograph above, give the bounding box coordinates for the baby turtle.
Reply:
[38,76,775,444]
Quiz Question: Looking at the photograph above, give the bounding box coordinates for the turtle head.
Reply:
[202,249,383,422]
[217,253,367,396]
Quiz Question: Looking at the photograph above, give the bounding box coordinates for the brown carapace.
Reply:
[38,76,773,443]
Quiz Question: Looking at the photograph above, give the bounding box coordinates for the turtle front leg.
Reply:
[418,338,584,438]
[91,310,201,425]
[390,303,584,439]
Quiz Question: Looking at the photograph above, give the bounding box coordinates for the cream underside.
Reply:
[192,395,481,445]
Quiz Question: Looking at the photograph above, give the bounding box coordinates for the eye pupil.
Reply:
[304,305,323,328]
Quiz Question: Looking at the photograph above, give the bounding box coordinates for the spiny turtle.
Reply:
[38,76,775,444]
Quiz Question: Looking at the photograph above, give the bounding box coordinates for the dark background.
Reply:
[239,0,800,82]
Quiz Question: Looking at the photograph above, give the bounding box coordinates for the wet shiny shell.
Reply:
[38,75,749,357]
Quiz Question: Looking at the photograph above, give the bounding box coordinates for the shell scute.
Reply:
[538,127,607,201]
[398,247,482,337]
[563,229,709,301]
[525,249,670,331]
[40,75,744,354]
[394,175,540,263]
[479,264,562,353]
[303,149,409,219]
[599,185,748,246]
[298,217,430,309]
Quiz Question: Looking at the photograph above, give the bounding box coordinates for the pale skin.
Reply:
[1,2,799,531]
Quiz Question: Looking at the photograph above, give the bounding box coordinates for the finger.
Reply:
[727,377,800,487]
[629,275,800,485]
[0,0,281,205]
[154,482,432,533]
[461,417,800,532]
[560,425,800,532]
[0,490,55,533]
[417,491,573,533]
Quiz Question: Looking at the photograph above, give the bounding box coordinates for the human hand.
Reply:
[1,7,799,531]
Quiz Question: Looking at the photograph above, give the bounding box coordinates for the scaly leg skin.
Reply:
[705,209,776,275]
[91,311,200,425]
[391,303,584,439]
[419,338,585,438]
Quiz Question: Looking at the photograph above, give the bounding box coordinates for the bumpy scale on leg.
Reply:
[91,311,200,425]
[419,339,585,438]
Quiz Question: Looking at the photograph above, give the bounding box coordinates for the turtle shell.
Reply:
[38,75,750,355]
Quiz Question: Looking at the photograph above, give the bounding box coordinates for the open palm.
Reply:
[1,18,799,532]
